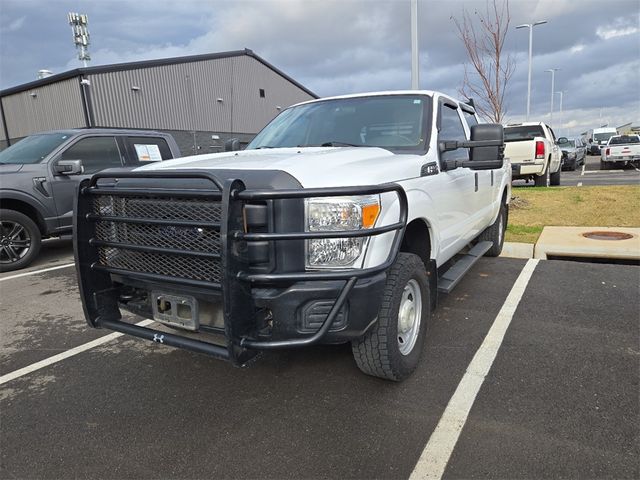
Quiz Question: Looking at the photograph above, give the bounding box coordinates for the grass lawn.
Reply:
[506,185,640,243]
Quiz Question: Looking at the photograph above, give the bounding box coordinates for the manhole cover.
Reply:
[582,231,634,241]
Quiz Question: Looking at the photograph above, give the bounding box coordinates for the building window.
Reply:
[259,88,265,98]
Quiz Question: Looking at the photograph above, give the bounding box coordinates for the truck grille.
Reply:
[92,195,223,284]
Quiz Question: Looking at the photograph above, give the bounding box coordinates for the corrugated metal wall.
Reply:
[0,104,6,142]
[1,77,86,139]
[90,55,313,134]
[231,55,313,133]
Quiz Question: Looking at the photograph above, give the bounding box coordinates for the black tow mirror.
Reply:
[224,138,240,152]
[54,159,84,175]
[439,124,504,171]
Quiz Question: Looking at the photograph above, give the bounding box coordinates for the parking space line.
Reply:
[409,258,539,480]
[0,319,154,385]
[577,182,583,187]
[581,164,585,176]
[0,263,75,282]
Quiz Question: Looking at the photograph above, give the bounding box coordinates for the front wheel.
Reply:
[0,209,42,272]
[351,253,429,381]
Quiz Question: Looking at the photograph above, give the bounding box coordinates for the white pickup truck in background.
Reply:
[601,134,640,169]
[503,122,562,187]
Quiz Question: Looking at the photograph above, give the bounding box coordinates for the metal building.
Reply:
[0,49,317,153]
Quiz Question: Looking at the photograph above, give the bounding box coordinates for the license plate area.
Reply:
[151,291,199,331]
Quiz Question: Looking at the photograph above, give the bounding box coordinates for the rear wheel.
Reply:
[600,160,609,170]
[534,165,550,187]
[550,167,561,186]
[0,209,42,272]
[351,253,429,381]
[478,202,507,257]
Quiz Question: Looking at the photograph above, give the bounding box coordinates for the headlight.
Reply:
[305,195,381,269]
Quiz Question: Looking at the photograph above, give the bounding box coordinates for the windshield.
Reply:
[593,132,615,142]
[609,135,639,145]
[503,125,545,142]
[247,95,431,153]
[559,140,576,148]
[0,133,72,164]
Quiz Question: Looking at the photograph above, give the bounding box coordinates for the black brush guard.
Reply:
[74,169,408,365]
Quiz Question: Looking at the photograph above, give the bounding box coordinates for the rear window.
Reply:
[504,126,545,142]
[609,135,639,145]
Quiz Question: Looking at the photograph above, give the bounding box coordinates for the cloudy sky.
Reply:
[1,0,638,136]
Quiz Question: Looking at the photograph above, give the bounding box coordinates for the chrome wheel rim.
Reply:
[397,279,422,356]
[498,212,504,245]
[545,168,550,187]
[0,221,31,264]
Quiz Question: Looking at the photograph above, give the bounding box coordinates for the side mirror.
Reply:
[54,159,84,175]
[557,137,568,144]
[224,138,240,152]
[467,123,504,169]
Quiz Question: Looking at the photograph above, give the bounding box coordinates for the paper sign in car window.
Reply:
[134,144,163,162]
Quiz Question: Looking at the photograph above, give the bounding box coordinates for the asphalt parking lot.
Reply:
[513,154,640,188]
[1,248,638,479]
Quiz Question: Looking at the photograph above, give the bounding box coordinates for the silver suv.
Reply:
[0,128,180,271]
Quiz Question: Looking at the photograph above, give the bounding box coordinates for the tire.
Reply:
[550,167,561,186]
[534,165,550,187]
[570,159,577,171]
[351,253,429,381]
[478,202,507,257]
[600,160,608,170]
[0,209,42,272]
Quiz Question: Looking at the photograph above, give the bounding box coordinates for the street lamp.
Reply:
[411,0,419,89]
[516,20,547,121]
[545,68,560,128]
[555,91,564,135]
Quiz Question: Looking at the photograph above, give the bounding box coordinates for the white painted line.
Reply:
[409,258,540,480]
[583,170,624,174]
[0,319,155,385]
[577,182,583,187]
[581,164,585,176]
[0,263,75,282]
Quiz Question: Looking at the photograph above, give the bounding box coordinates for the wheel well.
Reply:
[400,219,437,312]
[501,187,509,205]
[0,199,46,234]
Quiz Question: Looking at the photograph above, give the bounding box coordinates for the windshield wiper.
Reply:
[296,141,364,148]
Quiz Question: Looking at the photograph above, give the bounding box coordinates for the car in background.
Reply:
[558,137,586,171]
[589,127,617,156]
[0,128,180,272]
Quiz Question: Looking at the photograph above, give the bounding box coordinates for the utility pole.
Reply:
[545,68,559,127]
[68,12,91,67]
[411,0,419,89]
[515,20,547,121]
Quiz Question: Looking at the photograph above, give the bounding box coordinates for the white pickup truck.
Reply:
[601,134,640,169]
[503,122,562,186]
[74,91,510,381]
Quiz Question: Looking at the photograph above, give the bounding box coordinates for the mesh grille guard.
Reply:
[74,168,408,364]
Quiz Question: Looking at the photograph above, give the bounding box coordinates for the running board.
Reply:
[437,241,493,294]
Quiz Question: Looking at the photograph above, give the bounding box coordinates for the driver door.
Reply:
[49,135,124,231]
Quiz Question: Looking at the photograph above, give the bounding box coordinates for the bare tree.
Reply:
[452,0,515,123]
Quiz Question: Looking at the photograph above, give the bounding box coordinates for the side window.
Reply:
[61,136,122,174]
[439,104,468,162]
[547,126,557,142]
[126,136,173,165]
[462,110,478,135]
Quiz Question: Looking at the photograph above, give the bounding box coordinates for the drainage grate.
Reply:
[582,231,634,241]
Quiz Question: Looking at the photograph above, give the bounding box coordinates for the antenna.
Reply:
[68,12,91,67]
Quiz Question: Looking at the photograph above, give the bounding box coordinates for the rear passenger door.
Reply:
[122,136,174,167]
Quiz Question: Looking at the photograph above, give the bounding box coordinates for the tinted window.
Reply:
[61,136,122,174]
[609,135,639,145]
[0,133,72,164]
[126,136,173,165]
[439,105,468,161]
[504,125,545,142]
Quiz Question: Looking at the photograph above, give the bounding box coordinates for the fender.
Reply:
[0,188,52,232]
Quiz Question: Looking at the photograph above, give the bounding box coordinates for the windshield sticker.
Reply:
[134,144,162,162]
[413,99,421,104]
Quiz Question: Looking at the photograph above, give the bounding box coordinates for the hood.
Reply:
[135,147,424,188]
[0,164,24,174]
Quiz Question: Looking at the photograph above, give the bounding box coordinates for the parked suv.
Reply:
[0,129,180,271]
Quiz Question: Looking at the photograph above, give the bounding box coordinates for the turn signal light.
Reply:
[535,141,545,159]
[362,203,381,229]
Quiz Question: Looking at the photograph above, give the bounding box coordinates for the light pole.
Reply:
[411,0,419,89]
[545,68,560,127]
[516,20,547,121]
[555,91,563,135]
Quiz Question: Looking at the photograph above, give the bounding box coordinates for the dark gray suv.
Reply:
[0,128,180,271]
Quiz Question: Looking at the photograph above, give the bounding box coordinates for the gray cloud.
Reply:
[0,0,638,137]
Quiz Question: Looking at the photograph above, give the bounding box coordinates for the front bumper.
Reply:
[74,169,407,365]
